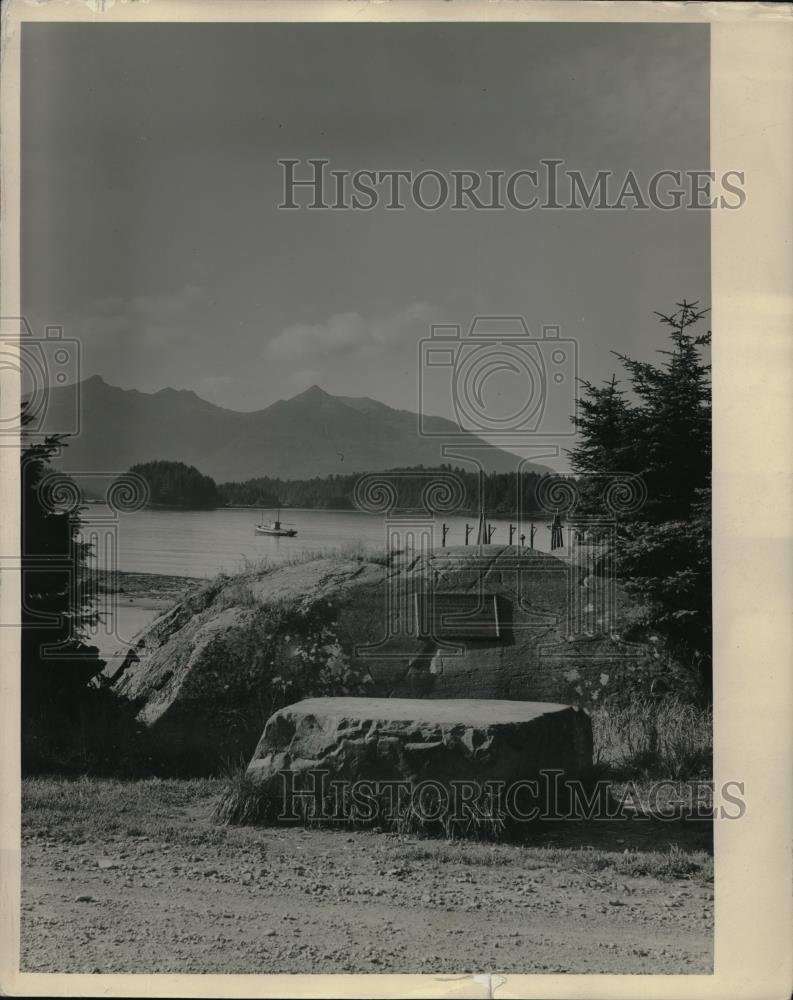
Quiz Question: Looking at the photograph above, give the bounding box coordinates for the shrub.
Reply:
[591,696,712,779]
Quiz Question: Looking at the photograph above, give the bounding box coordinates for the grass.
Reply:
[213,767,507,840]
[591,697,712,780]
[21,775,712,883]
[22,774,287,853]
[211,542,399,584]
[389,841,712,882]
[22,775,229,846]
[178,543,403,617]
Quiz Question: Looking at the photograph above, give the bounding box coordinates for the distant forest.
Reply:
[217,465,546,515]
[130,460,220,509]
[121,462,549,513]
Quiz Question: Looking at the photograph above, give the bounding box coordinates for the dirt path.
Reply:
[20,781,713,975]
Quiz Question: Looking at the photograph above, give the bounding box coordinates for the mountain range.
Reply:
[37,376,550,482]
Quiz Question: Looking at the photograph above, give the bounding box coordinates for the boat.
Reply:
[254,508,298,537]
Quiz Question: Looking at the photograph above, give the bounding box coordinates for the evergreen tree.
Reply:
[21,410,105,765]
[571,301,712,698]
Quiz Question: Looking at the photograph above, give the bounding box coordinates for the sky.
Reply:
[22,21,709,441]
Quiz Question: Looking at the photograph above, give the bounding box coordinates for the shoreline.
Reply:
[89,538,601,606]
[84,500,555,520]
[89,569,202,601]
[86,572,202,661]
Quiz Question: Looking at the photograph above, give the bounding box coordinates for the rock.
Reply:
[244,696,592,820]
[115,547,642,769]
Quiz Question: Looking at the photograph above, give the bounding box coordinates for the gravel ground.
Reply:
[20,779,713,975]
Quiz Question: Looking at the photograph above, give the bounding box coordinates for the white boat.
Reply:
[254,508,297,537]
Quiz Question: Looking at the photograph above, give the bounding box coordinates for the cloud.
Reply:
[78,284,209,344]
[264,303,439,363]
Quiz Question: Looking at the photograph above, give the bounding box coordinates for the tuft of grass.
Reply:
[213,580,261,610]
[591,697,712,780]
[214,765,507,840]
[359,546,402,567]
[212,769,281,826]
[206,545,400,593]
[385,783,506,841]
[171,544,403,622]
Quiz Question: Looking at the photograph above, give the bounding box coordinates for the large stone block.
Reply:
[246,696,593,795]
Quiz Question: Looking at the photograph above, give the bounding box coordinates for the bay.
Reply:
[83,505,558,580]
[82,505,559,659]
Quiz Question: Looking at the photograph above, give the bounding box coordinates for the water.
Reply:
[82,505,565,660]
[83,505,558,579]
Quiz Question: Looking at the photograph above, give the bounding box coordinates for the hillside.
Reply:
[38,377,549,482]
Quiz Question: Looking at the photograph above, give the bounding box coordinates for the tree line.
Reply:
[217,467,547,514]
[129,460,221,508]
[115,462,550,514]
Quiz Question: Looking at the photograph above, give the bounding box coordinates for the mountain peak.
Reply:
[291,384,332,402]
[41,372,552,480]
[154,385,202,401]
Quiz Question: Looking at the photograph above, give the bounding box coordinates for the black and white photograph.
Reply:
[1,2,791,995]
